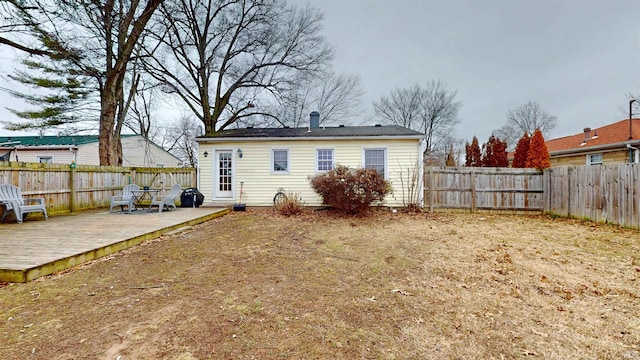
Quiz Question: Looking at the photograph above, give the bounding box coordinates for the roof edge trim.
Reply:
[549,140,640,155]
[196,135,425,143]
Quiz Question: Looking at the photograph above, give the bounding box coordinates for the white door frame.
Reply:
[214,149,235,199]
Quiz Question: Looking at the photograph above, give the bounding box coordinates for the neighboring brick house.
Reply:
[545,118,640,166]
[0,134,183,167]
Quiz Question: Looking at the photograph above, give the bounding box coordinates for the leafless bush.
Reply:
[274,191,304,216]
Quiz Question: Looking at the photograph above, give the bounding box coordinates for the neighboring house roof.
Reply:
[546,118,640,155]
[0,134,137,148]
[197,125,424,141]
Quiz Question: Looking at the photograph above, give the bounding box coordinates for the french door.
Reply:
[214,150,233,198]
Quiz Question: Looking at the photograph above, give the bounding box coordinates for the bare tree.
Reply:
[0,0,163,165]
[313,72,364,126]
[162,116,202,168]
[374,80,461,161]
[418,80,462,158]
[142,0,332,135]
[432,135,465,166]
[495,101,557,150]
[372,84,421,130]
[266,71,364,127]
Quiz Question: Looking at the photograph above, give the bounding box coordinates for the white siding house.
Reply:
[0,135,183,167]
[196,119,425,208]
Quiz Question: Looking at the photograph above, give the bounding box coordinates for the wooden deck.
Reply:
[0,207,229,282]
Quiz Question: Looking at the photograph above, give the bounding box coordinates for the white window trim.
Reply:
[271,148,290,175]
[586,153,603,166]
[315,148,335,174]
[362,147,388,179]
[37,155,54,163]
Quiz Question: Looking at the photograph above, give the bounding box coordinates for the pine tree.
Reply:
[481,135,509,167]
[512,132,531,168]
[445,144,456,166]
[526,128,551,170]
[5,57,95,133]
[482,135,496,167]
[494,136,509,167]
[465,136,482,167]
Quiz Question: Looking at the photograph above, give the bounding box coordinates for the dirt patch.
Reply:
[0,210,639,359]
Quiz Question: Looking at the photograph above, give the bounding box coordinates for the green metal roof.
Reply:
[0,134,137,147]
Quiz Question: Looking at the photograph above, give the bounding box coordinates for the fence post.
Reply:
[130,168,136,185]
[470,170,476,213]
[567,166,572,218]
[428,168,434,213]
[69,167,76,212]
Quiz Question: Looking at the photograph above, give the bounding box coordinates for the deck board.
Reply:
[0,208,228,282]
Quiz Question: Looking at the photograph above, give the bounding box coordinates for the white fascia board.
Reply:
[13,145,79,150]
[550,140,640,156]
[196,135,425,143]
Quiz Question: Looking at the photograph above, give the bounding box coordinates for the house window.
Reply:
[37,156,53,164]
[630,149,638,164]
[272,149,289,173]
[587,153,603,165]
[364,148,386,178]
[316,149,334,172]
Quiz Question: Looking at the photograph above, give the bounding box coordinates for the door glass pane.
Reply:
[219,152,232,191]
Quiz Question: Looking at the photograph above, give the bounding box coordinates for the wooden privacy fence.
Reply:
[544,164,640,229]
[424,164,640,229]
[0,161,197,215]
[424,167,544,212]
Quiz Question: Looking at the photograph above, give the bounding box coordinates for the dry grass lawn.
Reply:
[1,210,639,359]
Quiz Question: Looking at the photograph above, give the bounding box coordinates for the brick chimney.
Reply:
[583,127,591,142]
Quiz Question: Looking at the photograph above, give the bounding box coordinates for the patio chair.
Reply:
[0,184,48,223]
[149,184,181,213]
[109,184,140,213]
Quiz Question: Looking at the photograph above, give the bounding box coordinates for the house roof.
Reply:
[197,125,424,141]
[546,119,640,153]
[0,134,137,148]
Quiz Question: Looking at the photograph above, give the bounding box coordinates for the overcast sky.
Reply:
[1,0,638,145]
[309,0,640,143]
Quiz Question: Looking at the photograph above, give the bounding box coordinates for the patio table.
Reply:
[130,189,159,211]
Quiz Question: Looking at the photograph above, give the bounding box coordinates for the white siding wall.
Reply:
[199,139,422,207]
[121,136,183,167]
[11,149,76,164]
[76,143,99,165]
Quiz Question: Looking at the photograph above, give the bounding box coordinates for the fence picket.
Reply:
[424,164,640,229]
[0,161,196,215]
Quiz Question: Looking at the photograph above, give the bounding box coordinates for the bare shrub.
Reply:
[398,160,422,212]
[310,165,391,215]
[274,191,304,216]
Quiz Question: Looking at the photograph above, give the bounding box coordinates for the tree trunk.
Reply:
[99,73,119,166]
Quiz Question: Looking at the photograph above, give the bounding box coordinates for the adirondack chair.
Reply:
[109,184,140,213]
[149,184,181,213]
[0,184,48,223]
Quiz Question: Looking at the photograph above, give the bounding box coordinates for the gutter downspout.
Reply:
[418,138,426,208]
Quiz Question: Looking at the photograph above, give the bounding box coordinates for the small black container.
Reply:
[233,203,246,211]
